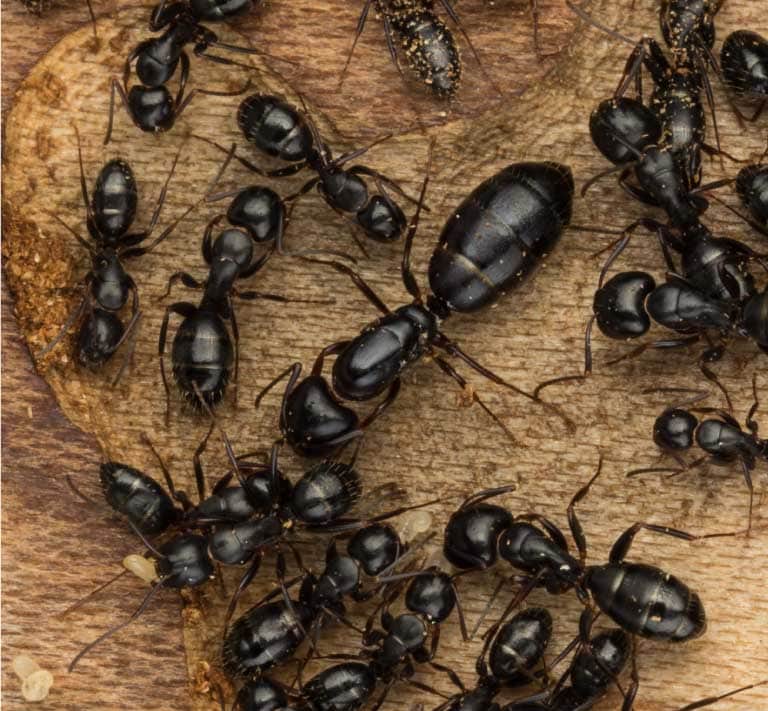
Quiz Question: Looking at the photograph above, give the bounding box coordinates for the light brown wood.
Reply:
[2,0,768,709]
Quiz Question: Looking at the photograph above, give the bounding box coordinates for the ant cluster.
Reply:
[14,0,768,709]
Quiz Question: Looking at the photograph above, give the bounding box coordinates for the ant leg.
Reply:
[698,357,732,413]
[347,165,424,207]
[616,167,660,206]
[298,257,391,315]
[738,457,755,534]
[254,362,301,410]
[68,582,164,671]
[357,378,401,431]
[675,680,768,711]
[609,521,742,565]
[72,124,95,227]
[159,271,204,300]
[566,1,637,51]
[626,454,709,478]
[235,287,333,306]
[192,134,275,176]
[222,553,263,636]
[532,315,595,399]
[746,372,761,435]
[605,334,701,366]
[322,495,441,534]
[401,140,434,301]
[434,333,575,432]
[141,432,192,509]
[192,422,215,504]
[431,355,523,447]
[158,302,197,425]
[580,163,627,196]
[456,485,518,512]
[110,303,142,387]
[530,0,541,55]
[620,638,639,711]
[338,0,374,89]
[229,300,244,408]
[36,296,87,359]
[706,193,768,238]
[595,218,671,287]
[104,78,133,146]
[381,13,405,78]
[566,454,604,565]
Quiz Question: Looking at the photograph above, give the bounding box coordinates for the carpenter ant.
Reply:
[569,1,725,191]
[627,378,767,531]
[157,187,329,414]
[220,509,442,678]
[253,151,575,457]
[720,30,768,123]
[338,0,503,99]
[196,93,416,253]
[431,607,554,711]
[443,458,741,706]
[39,130,191,380]
[105,0,266,143]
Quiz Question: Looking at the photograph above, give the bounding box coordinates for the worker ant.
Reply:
[38,129,192,381]
[105,0,267,142]
[628,377,766,532]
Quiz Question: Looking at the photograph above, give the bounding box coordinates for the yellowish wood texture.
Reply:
[2,0,768,709]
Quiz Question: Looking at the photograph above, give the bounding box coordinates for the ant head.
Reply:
[654,408,699,451]
[227,186,285,244]
[154,534,214,588]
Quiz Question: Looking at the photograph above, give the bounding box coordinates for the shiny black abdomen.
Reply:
[171,310,233,405]
[88,160,138,241]
[237,94,313,163]
[100,462,177,535]
[428,162,573,313]
[586,562,706,641]
[223,599,314,676]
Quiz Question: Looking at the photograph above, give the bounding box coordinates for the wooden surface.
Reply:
[2,1,767,709]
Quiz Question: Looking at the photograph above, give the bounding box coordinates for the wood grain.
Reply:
[2,1,768,710]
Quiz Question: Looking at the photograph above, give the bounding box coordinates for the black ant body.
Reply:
[158,188,324,413]
[254,156,574,457]
[198,93,414,252]
[720,30,768,122]
[105,0,260,143]
[221,501,439,678]
[628,379,767,530]
[570,1,724,193]
[434,607,553,711]
[442,460,738,706]
[571,269,768,399]
[39,132,189,377]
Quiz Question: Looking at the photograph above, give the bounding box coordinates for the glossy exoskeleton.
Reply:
[500,627,631,711]
[254,159,574,456]
[720,30,768,122]
[158,189,311,412]
[442,460,733,705]
[628,379,767,530]
[570,1,724,192]
[39,132,189,374]
[105,0,258,142]
[581,270,767,384]
[200,93,413,250]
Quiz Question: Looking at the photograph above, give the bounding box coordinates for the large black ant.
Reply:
[196,93,417,255]
[157,179,332,413]
[105,0,265,143]
[38,129,191,380]
[442,457,743,707]
[338,0,503,99]
[253,150,575,457]
[627,378,766,531]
